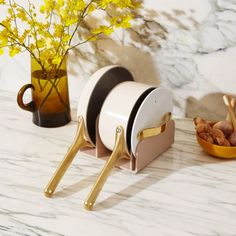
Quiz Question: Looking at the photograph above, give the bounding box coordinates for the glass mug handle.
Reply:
[17,84,35,112]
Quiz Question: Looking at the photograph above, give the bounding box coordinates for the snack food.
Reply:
[194,117,231,146]
[194,96,236,147]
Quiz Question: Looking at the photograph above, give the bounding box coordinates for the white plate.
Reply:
[131,87,173,155]
[98,81,154,151]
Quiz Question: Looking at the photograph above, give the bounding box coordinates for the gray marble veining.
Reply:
[68,0,236,117]
[1,0,236,119]
[1,90,236,236]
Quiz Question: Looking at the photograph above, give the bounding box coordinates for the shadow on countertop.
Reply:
[50,119,234,212]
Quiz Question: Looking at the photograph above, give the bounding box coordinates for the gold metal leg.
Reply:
[44,116,93,197]
[84,126,130,211]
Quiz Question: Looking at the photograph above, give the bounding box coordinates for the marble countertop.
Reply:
[1,89,236,236]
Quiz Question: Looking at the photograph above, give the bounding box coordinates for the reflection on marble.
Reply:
[1,89,236,236]
[1,0,236,118]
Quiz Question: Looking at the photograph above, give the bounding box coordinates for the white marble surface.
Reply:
[1,0,236,118]
[1,89,236,236]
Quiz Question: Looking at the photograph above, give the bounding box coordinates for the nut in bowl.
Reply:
[194,95,236,159]
[196,133,236,158]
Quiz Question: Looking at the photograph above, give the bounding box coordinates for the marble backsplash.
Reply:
[0,0,236,119]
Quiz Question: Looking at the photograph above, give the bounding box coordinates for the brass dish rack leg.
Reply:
[84,126,130,211]
[44,116,93,197]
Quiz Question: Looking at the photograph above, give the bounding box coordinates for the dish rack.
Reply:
[81,117,175,173]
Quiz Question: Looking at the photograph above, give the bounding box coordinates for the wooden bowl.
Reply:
[196,134,236,158]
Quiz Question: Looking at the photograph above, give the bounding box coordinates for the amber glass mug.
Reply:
[17,56,71,127]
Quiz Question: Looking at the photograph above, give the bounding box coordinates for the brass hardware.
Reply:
[137,112,172,141]
[84,126,130,211]
[44,116,94,197]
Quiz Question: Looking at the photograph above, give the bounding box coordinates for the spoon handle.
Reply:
[223,95,236,131]
[226,98,236,121]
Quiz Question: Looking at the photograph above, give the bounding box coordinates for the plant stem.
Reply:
[0,22,47,75]
[68,0,94,48]
[9,0,18,29]
[38,72,69,111]
[47,1,55,35]
[69,32,102,50]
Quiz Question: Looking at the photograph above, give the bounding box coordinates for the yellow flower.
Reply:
[75,0,86,11]
[29,44,36,51]
[120,15,133,28]
[99,0,111,9]
[52,55,62,65]
[0,48,4,55]
[9,47,21,57]
[46,38,52,49]
[53,24,63,38]
[8,8,14,16]
[58,0,64,7]
[92,26,114,35]
[0,0,140,70]
[40,5,46,14]
[65,17,78,27]
[111,15,133,28]
[16,9,28,22]
[37,39,45,49]
[0,34,8,47]
[87,3,96,13]
[1,19,11,29]
[62,34,71,43]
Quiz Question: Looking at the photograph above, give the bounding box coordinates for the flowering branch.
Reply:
[0,0,140,67]
[0,0,140,109]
